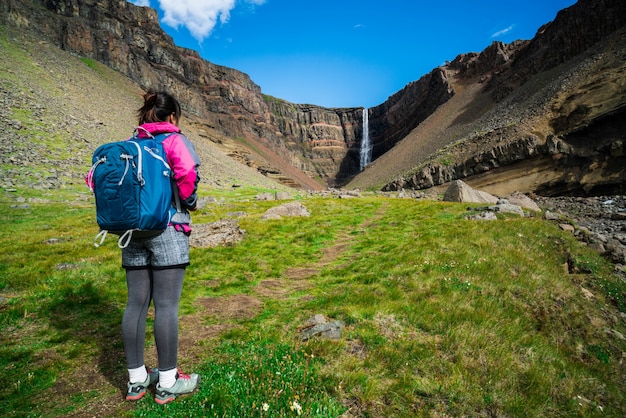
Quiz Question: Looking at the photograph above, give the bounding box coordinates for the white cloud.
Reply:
[491,25,515,38]
[158,0,265,42]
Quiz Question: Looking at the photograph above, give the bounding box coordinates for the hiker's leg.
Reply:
[122,268,153,369]
[152,268,185,371]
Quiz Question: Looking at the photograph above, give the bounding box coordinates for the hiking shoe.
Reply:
[126,368,159,401]
[154,371,201,405]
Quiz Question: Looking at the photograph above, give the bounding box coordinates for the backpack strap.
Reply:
[172,181,182,213]
[118,230,134,248]
[132,130,183,213]
[152,132,183,213]
[94,229,135,249]
[133,126,155,139]
[94,230,108,248]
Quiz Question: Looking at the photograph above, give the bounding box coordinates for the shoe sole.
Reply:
[154,376,201,405]
[126,368,159,401]
[154,394,176,405]
[126,391,147,401]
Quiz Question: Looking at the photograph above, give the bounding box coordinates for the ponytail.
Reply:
[137,91,181,125]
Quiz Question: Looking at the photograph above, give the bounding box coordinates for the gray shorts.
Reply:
[121,226,190,270]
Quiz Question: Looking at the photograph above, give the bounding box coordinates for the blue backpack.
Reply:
[88,128,177,248]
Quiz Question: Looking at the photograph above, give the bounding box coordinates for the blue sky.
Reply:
[130,0,577,108]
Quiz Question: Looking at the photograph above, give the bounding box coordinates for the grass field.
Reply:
[1,189,625,417]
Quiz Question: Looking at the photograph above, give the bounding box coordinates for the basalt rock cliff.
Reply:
[2,0,626,195]
[354,0,626,196]
[1,0,364,189]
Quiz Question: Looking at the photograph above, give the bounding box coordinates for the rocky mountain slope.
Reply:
[351,0,626,196]
[0,25,294,194]
[1,0,625,196]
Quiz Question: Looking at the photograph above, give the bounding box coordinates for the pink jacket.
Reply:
[86,122,200,211]
[134,122,201,210]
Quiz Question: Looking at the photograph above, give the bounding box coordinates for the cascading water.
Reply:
[359,108,371,171]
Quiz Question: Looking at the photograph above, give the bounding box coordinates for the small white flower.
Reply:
[262,402,269,412]
[290,400,302,415]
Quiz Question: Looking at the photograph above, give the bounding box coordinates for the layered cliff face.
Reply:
[350,0,626,196]
[263,101,363,184]
[1,0,367,189]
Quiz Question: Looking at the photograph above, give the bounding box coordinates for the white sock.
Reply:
[128,365,148,384]
[159,368,178,388]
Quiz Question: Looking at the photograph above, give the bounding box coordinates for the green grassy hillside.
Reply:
[1,194,625,417]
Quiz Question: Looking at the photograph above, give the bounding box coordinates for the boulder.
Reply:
[545,210,561,220]
[190,219,245,248]
[443,180,498,204]
[495,199,525,217]
[275,192,292,200]
[256,192,275,201]
[262,201,310,220]
[506,192,541,212]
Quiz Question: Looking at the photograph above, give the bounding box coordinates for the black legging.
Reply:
[122,268,185,372]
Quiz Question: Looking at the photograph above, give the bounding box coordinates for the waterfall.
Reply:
[359,108,371,170]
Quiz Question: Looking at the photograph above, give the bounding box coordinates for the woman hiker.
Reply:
[89,91,201,404]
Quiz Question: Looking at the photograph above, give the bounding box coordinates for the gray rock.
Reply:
[262,201,310,220]
[545,210,561,220]
[190,219,245,248]
[606,239,626,264]
[443,180,498,204]
[589,241,606,255]
[275,192,292,200]
[256,192,275,201]
[465,212,497,221]
[299,314,345,341]
[506,191,541,212]
[496,202,525,217]
[592,232,608,243]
